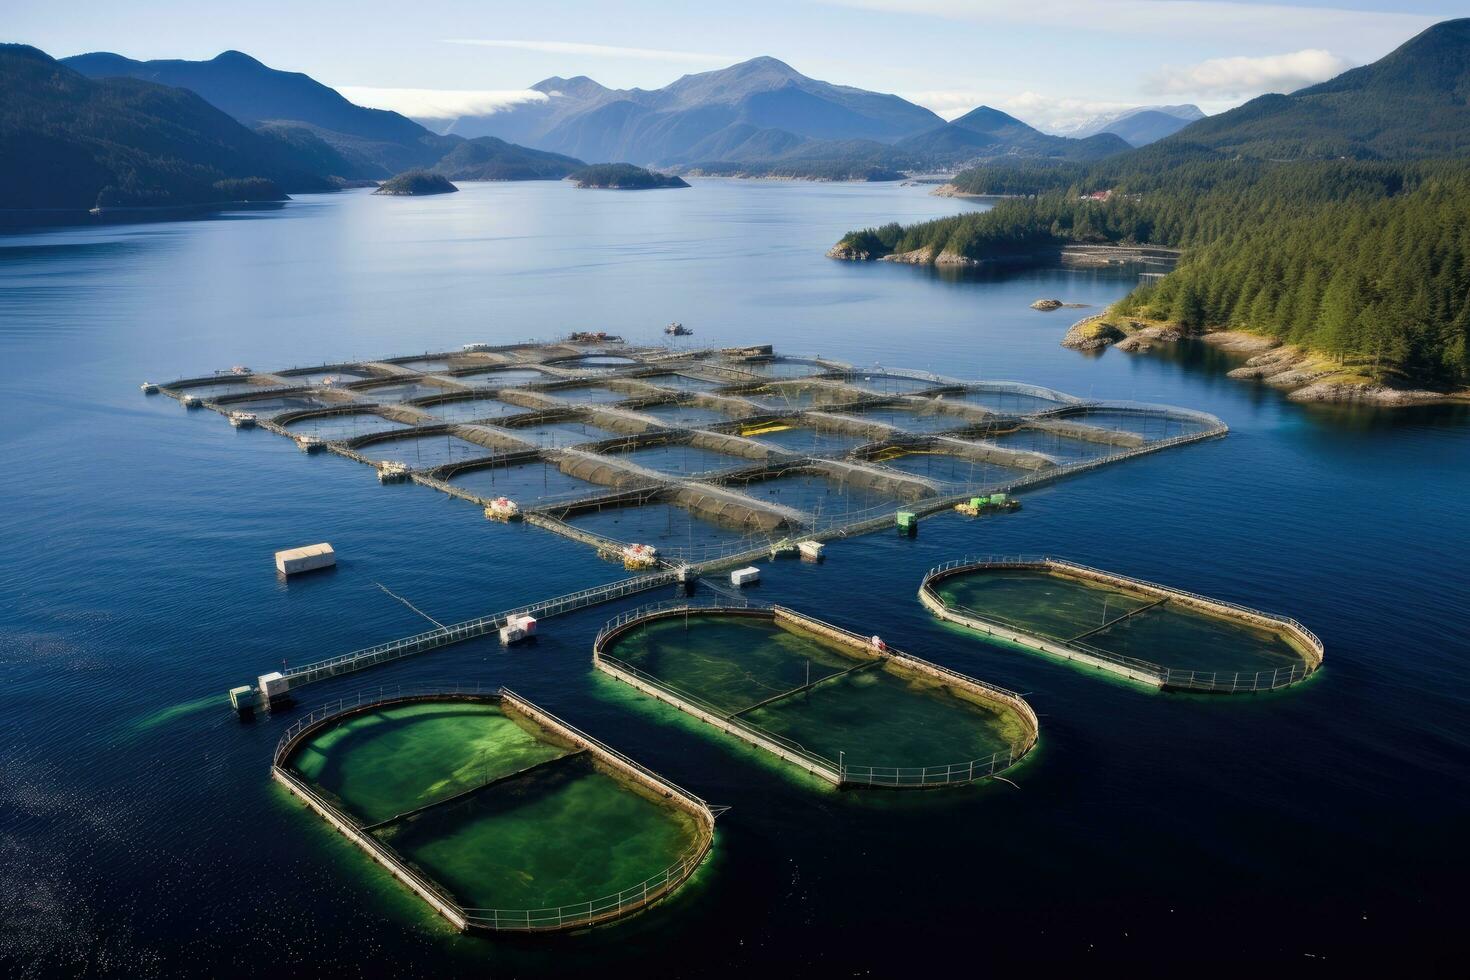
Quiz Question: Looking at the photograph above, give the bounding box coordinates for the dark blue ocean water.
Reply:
[1,181,1467,975]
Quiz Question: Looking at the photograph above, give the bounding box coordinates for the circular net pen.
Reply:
[272,684,716,933]
[593,602,1039,788]
[919,556,1324,693]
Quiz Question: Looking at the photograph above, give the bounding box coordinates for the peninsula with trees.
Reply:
[829,19,1470,404]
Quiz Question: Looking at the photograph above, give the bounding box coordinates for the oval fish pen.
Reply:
[272,685,716,933]
[594,603,1039,788]
[919,556,1324,693]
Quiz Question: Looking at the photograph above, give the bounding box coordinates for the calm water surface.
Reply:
[1,181,1467,975]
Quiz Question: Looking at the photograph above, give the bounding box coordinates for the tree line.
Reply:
[835,155,1470,383]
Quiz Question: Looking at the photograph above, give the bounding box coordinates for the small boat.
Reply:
[665,322,693,336]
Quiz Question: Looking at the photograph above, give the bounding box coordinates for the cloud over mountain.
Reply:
[1147,49,1352,98]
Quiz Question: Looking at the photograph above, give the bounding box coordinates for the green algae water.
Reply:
[610,614,858,715]
[937,569,1308,673]
[604,612,1028,770]
[290,701,570,824]
[289,699,704,915]
[742,663,1024,768]
[379,754,702,910]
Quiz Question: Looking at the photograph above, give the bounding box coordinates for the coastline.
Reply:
[930,183,1022,199]
[1063,311,1470,407]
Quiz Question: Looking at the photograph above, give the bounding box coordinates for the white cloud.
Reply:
[441,39,734,64]
[1146,49,1351,98]
[818,1,1434,51]
[996,93,1144,133]
[338,86,549,120]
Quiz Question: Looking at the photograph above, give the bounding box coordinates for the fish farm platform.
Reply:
[272,685,716,933]
[919,556,1324,693]
[150,340,1228,572]
[592,602,1039,788]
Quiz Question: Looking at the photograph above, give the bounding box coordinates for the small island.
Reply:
[374,171,458,196]
[570,164,689,190]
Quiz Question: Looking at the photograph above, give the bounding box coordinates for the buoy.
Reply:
[377,461,409,482]
[622,543,659,569]
[485,496,520,521]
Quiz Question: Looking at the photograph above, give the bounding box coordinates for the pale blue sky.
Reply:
[9,1,1464,129]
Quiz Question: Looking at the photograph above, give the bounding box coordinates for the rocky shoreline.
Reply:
[1062,314,1469,406]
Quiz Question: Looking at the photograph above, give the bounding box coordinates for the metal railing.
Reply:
[276,572,677,689]
[920,555,1322,693]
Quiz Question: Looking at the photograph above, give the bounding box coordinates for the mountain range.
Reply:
[431,56,1129,172]
[60,49,584,181]
[16,19,1470,221]
[1,44,338,211]
[1054,105,1205,146]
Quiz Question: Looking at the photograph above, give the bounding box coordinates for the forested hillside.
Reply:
[831,19,1470,388]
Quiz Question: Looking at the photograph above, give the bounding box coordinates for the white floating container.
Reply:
[377,461,409,482]
[140,381,159,394]
[622,543,659,569]
[499,624,528,645]
[257,671,290,701]
[296,434,323,452]
[730,566,761,587]
[509,614,538,636]
[181,394,201,408]
[485,496,519,520]
[275,542,336,576]
[798,540,825,561]
[228,411,257,428]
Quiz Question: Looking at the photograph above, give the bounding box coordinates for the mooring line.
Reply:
[374,582,446,630]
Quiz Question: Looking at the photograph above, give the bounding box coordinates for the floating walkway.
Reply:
[592,601,1039,788]
[272,684,717,933]
[249,571,680,701]
[919,556,1324,693]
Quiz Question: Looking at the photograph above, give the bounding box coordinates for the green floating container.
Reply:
[971,497,987,508]
[896,510,917,529]
[991,493,1007,504]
